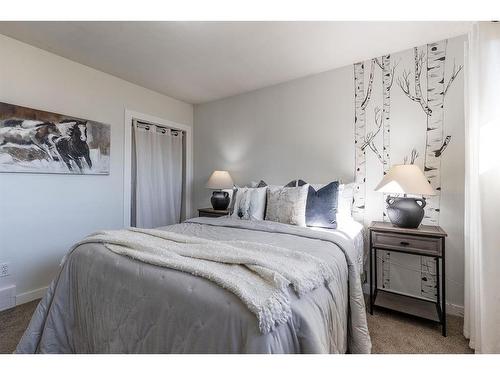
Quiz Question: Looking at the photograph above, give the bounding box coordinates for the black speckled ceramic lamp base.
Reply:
[211,190,230,210]
[386,196,426,228]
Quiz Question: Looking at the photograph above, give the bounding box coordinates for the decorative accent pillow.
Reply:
[231,187,267,220]
[253,180,296,188]
[251,180,296,219]
[265,184,309,226]
[304,181,339,229]
[296,179,353,219]
[284,180,298,187]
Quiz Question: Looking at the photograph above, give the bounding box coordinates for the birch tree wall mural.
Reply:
[397,40,462,299]
[352,37,463,299]
[397,41,461,224]
[353,62,368,223]
[353,54,397,289]
[376,55,396,179]
[378,55,397,288]
[353,58,388,224]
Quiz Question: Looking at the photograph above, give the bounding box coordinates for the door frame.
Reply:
[123,109,193,227]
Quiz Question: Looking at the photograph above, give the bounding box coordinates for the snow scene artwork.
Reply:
[0,102,110,175]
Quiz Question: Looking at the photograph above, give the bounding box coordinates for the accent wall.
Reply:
[194,35,465,311]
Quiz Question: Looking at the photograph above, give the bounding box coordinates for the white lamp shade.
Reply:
[374,164,436,196]
[206,170,234,189]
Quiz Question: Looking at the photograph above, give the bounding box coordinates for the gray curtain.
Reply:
[131,120,184,228]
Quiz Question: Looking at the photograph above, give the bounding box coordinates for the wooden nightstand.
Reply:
[198,208,230,218]
[368,221,448,336]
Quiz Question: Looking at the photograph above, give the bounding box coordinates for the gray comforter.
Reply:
[16,217,371,354]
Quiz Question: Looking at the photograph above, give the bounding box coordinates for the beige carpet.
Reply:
[0,299,39,354]
[368,308,473,354]
[0,299,472,354]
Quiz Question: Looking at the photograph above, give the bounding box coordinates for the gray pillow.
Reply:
[256,180,297,220]
[257,180,297,187]
[265,184,309,226]
[298,180,339,229]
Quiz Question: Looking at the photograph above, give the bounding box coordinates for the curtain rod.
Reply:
[136,119,184,133]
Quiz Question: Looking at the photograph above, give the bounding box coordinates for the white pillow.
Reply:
[338,183,355,218]
[231,187,267,220]
[265,184,309,226]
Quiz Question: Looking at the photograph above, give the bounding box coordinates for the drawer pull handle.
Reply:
[400,241,410,246]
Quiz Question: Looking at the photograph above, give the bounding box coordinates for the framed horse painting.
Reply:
[0,102,110,175]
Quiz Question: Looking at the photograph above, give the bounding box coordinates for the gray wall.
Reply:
[194,64,355,192]
[0,35,193,304]
[194,35,465,309]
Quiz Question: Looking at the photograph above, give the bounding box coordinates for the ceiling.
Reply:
[0,22,472,104]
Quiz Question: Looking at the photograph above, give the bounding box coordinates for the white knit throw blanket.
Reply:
[72,227,333,334]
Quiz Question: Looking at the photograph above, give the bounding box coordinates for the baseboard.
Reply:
[446,302,464,317]
[16,286,47,306]
[362,283,464,317]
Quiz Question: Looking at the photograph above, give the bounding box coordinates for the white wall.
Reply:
[194,35,465,309]
[0,35,193,305]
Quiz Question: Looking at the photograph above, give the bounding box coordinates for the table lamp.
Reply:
[206,170,234,210]
[374,164,436,228]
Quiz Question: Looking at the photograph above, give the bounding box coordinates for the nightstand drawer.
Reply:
[372,231,442,256]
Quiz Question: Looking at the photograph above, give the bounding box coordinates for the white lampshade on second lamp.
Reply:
[206,170,234,210]
[374,164,435,228]
[374,164,436,196]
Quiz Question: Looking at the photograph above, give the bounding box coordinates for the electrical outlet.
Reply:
[0,263,10,278]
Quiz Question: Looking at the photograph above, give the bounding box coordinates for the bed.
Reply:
[16,216,371,354]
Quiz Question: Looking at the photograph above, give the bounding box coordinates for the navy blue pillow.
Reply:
[298,180,339,229]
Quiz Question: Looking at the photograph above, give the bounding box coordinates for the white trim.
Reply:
[123,109,193,227]
[16,286,47,305]
[446,302,464,317]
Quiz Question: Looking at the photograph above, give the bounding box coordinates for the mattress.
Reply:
[16,217,371,354]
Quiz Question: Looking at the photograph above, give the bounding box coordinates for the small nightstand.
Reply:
[198,208,230,218]
[368,221,448,336]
